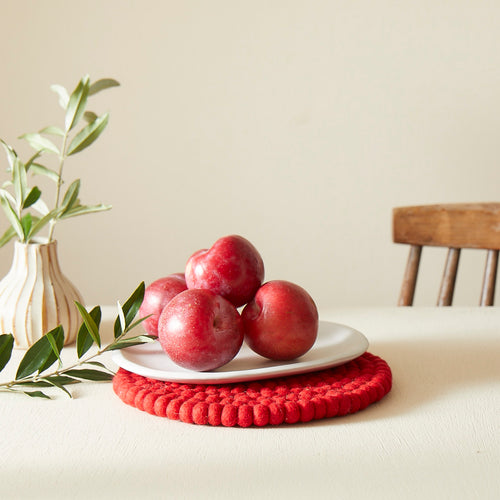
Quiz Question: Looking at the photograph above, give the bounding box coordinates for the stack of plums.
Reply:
[139,235,319,372]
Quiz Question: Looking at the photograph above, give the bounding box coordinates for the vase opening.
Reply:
[22,237,51,246]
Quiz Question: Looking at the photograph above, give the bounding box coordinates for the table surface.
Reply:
[1,306,499,500]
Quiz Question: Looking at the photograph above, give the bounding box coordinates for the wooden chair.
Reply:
[393,203,500,306]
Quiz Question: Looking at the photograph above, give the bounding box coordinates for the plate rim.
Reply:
[111,320,369,384]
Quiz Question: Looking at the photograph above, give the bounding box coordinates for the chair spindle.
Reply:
[480,249,499,306]
[398,245,422,306]
[437,248,460,306]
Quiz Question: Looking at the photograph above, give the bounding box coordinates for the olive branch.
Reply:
[0,75,119,247]
[0,282,155,399]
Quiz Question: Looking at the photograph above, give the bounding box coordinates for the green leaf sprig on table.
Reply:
[0,282,156,399]
[0,75,119,246]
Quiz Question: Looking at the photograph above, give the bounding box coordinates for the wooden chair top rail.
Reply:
[393,203,500,250]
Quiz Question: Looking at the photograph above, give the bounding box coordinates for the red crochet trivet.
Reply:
[113,352,392,427]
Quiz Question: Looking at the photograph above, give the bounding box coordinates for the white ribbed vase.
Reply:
[0,239,83,349]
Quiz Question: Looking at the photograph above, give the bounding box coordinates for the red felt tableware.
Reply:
[113,352,392,427]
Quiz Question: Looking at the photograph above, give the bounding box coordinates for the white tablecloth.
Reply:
[1,306,499,500]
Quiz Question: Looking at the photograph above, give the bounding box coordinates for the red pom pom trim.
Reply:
[113,352,392,427]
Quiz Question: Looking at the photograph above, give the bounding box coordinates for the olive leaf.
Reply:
[88,78,120,96]
[15,326,64,380]
[0,187,16,206]
[75,302,101,348]
[0,138,17,170]
[59,203,112,220]
[106,335,157,351]
[39,376,73,398]
[23,390,51,399]
[30,197,49,216]
[83,111,98,123]
[20,213,33,240]
[16,375,80,387]
[39,125,65,137]
[65,75,90,131]
[19,133,60,155]
[77,306,102,358]
[66,113,109,156]
[12,158,28,208]
[84,361,111,371]
[64,368,113,382]
[50,84,69,109]
[45,329,63,367]
[0,195,24,240]
[35,326,65,375]
[24,150,44,172]
[117,301,126,334]
[0,226,16,247]
[0,334,14,372]
[22,186,42,209]
[29,163,60,183]
[114,281,145,339]
[120,315,151,336]
[60,179,80,215]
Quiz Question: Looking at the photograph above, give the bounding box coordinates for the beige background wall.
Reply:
[1,0,499,309]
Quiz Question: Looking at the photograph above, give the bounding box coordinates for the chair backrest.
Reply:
[393,203,500,306]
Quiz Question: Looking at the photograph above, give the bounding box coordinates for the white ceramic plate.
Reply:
[112,321,369,384]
